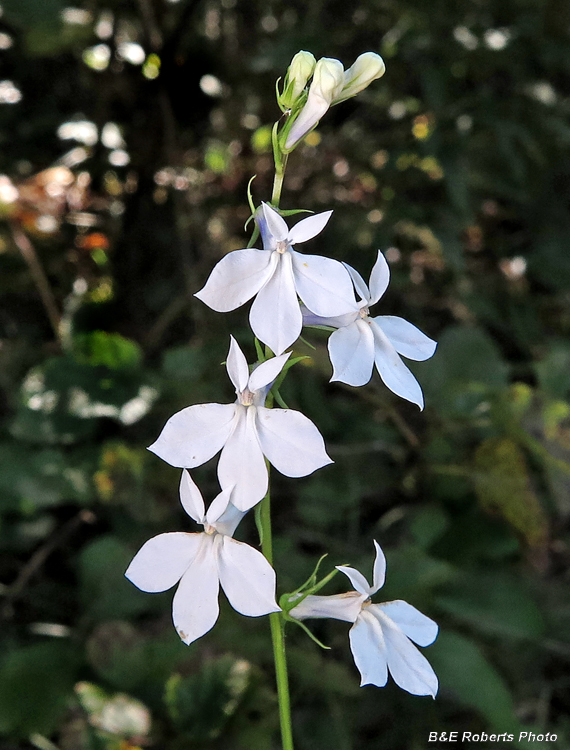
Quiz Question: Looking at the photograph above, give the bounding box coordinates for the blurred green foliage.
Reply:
[1,0,570,748]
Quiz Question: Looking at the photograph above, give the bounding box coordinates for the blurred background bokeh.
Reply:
[1,0,570,748]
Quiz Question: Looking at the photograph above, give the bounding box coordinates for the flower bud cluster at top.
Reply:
[125,49,440,719]
[277,51,386,152]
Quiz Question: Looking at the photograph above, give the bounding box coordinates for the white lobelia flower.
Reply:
[284,53,385,150]
[195,203,357,356]
[289,541,438,697]
[302,250,437,409]
[148,336,332,511]
[125,471,280,645]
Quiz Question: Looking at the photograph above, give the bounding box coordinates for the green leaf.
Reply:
[436,571,544,640]
[429,631,518,730]
[73,331,142,371]
[473,437,548,548]
[165,655,254,740]
[79,536,156,620]
[0,642,78,737]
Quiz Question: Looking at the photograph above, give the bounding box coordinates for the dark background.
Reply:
[0,0,570,748]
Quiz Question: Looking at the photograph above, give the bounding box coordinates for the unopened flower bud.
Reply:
[279,50,316,110]
[284,57,344,150]
[333,52,385,105]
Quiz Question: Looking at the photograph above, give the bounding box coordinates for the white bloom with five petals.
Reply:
[302,250,436,408]
[289,541,438,696]
[148,337,332,511]
[195,203,357,356]
[125,471,280,645]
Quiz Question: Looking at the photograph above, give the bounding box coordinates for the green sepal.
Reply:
[298,335,316,351]
[305,324,336,332]
[273,389,289,409]
[254,337,266,363]
[254,503,264,546]
[246,174,257,216]
[285,617,331,650]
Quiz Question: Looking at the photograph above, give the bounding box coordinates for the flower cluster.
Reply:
[126,49,439,704]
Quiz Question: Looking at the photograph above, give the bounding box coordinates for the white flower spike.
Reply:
[148,337,333,511]
[302,250,437,409]
[289,541,439,697]
[195,204,357,356]
[125,471,280,645]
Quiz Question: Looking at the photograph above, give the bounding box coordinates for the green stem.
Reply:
[271,153,289,207]
[260,477,295,750]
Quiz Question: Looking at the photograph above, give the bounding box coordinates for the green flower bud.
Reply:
[279,50,317,110]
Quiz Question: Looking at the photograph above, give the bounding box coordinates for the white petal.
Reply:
[125,532,202,593]
[211,495,246,538]
[342,262,370,303]
[377,600,438,647]
[373,608,438,697]
[291,250,357,318]
[205,486,234,527]
[336,565,372,596]
[256,206,277,251]
[284,90,330,150]
[261,202,289,242]
[255,407,332,478]
[371,540,386,594]
[194,248,276,312]
[328,320,374,387]
[374,316,437,362]
[249,251,302,356]
[179,470,205,524]
[218,537,280,616]
[287,211,333,245]
[226,336,250,393]
[172,535,220,644]
[370,320,425,409]
[148,403,237,468]
[218,406,268,511]
[289,591,366,623]
[248,352,291,393]
[301,303,358,329]
[348,610,388,687]
[368,250,390,305]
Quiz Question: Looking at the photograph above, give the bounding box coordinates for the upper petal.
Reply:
[376,600,438,647]
[125,532,202,593]
[374,316,437,362]
[287,211,333,245]
[368,251,390,305]
[289,591,366,623]
[172,535,220,645]
[148,403,237,468]
[204,486,234,527]
[226,336,250,393]
[348,610,388,687]
[371,540,387,594]
[248,352,291,394]
[291,250,357,318]
[261,202,289,242]
[249,251,302,356]
[217,406,268,511]
[336,565,372,596]
[179,470,205,524]
[342,262,370,303]
[372,607,438,697]
[218,536,280,616]
[255,406,332,478]
[370,320,425,409]
[210,492,246,538]
[328,319,375,387]
[194,248,276,312]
